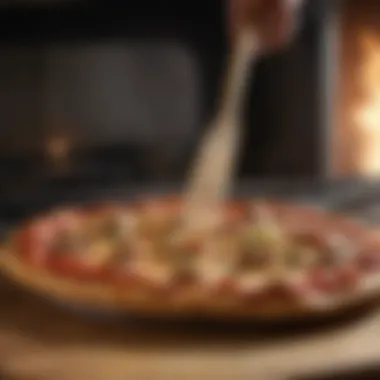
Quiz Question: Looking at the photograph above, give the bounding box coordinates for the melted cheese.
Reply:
[282,270,308,288]
[196,239,236,288]
[249,203,290,270]
[197,261,231,288]
[119,212,138,232]
[359,273,380,294]
[235,272,270,293]
[129,238,175,286]
[110,212,138,242]
[82,239,115,268]
[327,234,356,266]
[130,259,175,286]
[296,247,319,267]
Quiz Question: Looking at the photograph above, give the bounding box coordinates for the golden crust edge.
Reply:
[1,245,380,321]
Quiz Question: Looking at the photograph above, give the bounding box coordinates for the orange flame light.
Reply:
[355,32,380,176]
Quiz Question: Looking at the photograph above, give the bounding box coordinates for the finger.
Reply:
[260,0,293,48]
[227,0,259,34]
[270,0,293,46]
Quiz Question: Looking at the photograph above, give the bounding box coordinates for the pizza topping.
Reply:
[139,203,178,238]
[239,204,286,265]
[166,233,201,278]
[235,272,269,294]
[358,248,380,271]
[287,232,356,269]
[309,268,339,293]
[339,266,360,289]
[107,246,132,269]
[238,247,270,270]
[17,200,380,310]
[53,210,82,229]
[325,234,357,267]
[51,227,88,256]
[285,245,319,268]
[24,219,57,264]
[82,239,116,268]
[242,223,282,254]
[103,212,136,240]
[130,260,175,287]
[128,239,176,287]
[196,234,239,288]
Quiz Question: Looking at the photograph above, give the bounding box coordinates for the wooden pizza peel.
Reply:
[0,277,380,380]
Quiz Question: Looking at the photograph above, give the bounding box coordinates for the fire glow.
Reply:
[355,32,380,176]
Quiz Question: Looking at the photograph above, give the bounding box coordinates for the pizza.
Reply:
[2,197,380,320]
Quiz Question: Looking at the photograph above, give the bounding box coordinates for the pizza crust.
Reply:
[2,245,380,321]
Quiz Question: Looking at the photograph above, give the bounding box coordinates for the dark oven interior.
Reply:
[0,0,328,217]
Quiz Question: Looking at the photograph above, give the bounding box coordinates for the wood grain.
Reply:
[1,278,380,380]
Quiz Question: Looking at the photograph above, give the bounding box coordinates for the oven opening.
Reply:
[336,0,380,178]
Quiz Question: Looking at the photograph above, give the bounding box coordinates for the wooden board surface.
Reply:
[1,278,380,380]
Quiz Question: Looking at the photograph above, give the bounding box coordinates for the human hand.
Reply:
[228,0,304,52]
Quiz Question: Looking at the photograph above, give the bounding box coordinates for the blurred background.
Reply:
[0,0,378,217]
[2,3,380,379]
